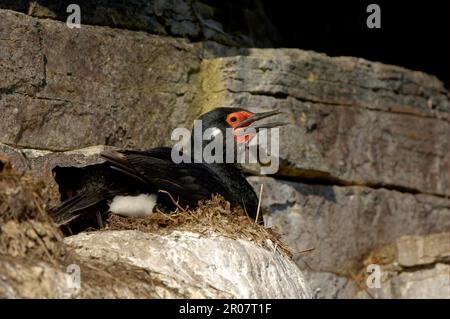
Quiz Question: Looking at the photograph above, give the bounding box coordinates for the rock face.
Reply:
[0,9,203,151]
[0,2,449,299]
[248,177,450,299]
[357,233,450,299]
[1,7,447,194]
[201,50,449,197]
[377,263,449,299]
[3,0,279,47]
[0,143,114,205]
[65,230,311,298]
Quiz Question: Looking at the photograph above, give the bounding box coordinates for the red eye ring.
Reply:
[226,111,253,128]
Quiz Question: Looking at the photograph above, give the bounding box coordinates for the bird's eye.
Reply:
[230,116,237,123]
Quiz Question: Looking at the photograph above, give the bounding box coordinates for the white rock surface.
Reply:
[65,230,312,299]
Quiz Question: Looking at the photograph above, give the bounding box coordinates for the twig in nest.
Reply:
[188,209,200,221]
[155,208,178,222]
[158,189,186,212]
[241,199,253,224]
[255,184,264,225]
[293,247,316,255]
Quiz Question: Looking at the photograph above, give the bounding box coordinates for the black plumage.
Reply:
[51,107,284,228]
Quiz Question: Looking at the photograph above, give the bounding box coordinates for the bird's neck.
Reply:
[188,132,245,169]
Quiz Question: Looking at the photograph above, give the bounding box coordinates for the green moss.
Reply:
[190,58,227,122]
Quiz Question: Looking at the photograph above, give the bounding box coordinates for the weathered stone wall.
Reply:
[200,50,449,197]
[248,177,449,298]
[0,0,279,47]
[0,9,203,150]
[0,2,448,299]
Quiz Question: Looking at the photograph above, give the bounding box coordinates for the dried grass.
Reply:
[0,156,66,264]
[106,195,292,258]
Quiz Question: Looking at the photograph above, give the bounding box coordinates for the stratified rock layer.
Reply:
[248,177,450,298]
[1,5,448,299]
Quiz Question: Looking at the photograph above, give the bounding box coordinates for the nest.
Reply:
[106,195,292,257]
[0,156,66,263]
[0,154,292,260]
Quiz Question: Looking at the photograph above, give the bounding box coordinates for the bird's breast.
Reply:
[109,193,157,217]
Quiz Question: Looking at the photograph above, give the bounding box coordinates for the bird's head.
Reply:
[195,107,286,145]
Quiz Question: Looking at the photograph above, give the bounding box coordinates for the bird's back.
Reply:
[51,147,261,226]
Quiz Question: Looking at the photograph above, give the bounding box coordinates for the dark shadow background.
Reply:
[263,1,449,88]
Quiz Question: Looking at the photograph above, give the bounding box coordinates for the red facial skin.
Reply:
[225,111,254,143]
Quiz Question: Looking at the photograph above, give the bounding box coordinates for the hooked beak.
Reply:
[236,109,288,130]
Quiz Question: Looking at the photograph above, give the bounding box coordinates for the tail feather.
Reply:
[101,151,148,186]
[50,191,106,225]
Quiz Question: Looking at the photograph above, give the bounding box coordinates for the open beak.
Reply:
[236,109,288,131]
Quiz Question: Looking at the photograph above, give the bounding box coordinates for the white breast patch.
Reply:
[109,193,157,217]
